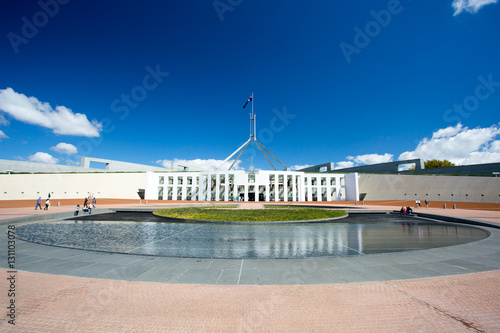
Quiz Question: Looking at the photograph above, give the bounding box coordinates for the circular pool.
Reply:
[16,212,489,259]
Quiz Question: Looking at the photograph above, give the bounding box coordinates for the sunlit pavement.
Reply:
[1,202,499,332]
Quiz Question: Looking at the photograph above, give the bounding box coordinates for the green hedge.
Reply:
[153,207,347,222]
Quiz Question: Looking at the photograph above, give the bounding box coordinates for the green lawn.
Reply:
[153,207,347,222]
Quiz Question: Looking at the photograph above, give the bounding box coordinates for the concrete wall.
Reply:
[0,159,104,173]
[0,173,146,200]
[81,157,170,172]
[2,172,498,203]
[329,159,424,174]
[402,162,500,176]
[299,163,335,173]
[0,157,172,174]
[358,174,500,203]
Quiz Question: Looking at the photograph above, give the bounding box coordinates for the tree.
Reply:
[424,159,455,169]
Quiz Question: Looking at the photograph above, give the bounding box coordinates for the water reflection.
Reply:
[16,215,489,259]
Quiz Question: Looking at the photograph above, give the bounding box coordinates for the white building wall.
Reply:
[345,173,360,201]
[1,173,146,200]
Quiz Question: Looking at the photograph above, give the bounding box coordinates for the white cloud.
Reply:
[347,153,393,165]
[0,129,8,140]
[452,0,498,15]
[398,123,500,165]
[156,158,243,171]
[333,153,393,170]
[0,114,9,126]
[432,123,463,139]
[289,164,313,171]
[51,142,78,155]
[0,87,102,137]
[28,152,58,164]
[334,161,355,169]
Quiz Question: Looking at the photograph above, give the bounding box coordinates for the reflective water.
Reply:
[16,214,489,258]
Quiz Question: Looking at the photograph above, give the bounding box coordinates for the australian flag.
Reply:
[243,95,253,108]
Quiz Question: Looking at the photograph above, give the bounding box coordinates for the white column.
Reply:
[283,173,288,202]
[336,175,341,201]
[215,174,220,202]
[292,175,297,202]
[173,182,178,201]
[206,174,211,201]
[181,176,186,200]
[224,173,229,202]
[297,175,304,201]
[274,173,279,202]
[326,176,332,201]
[307,176,311,201]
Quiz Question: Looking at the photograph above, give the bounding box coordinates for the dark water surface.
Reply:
[16,213,489,258]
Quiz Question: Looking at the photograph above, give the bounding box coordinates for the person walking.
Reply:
[74,205,80,216]
[92,197,96,208]
[44,198,50,210]
[35,197,42,210]
[425,199,430,208]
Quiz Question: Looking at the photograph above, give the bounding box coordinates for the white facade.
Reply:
[145,171,359,202]
[0,173,147,200]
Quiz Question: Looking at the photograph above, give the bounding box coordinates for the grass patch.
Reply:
[153,207,347,222]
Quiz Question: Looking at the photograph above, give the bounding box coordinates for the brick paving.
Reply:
[0,201,499,332]
[1,269,498,332]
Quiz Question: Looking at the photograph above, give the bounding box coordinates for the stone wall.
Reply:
[358,174,500,203]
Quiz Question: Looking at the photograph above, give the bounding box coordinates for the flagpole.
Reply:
[250,93,254,171]
[219,92,288,171]
[252,93,255,141]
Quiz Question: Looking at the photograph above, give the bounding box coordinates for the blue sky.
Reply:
[1,0,499,171]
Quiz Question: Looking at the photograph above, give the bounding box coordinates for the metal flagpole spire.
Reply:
[250,92,254,171]
[217,93,288,171]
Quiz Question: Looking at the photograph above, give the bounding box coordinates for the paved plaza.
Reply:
[0,201,499,332]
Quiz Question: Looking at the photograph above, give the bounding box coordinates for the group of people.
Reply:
[415,199,430,208]
[400,198,431,215]
[400,206,413,215]
[34,193,51,210]
[74,196,96,216]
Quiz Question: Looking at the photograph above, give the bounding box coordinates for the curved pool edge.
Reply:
[151,212,349,224]
[3,208,500,285]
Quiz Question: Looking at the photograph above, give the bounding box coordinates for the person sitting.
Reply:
[406,206,413,214]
